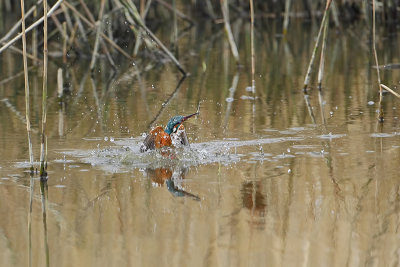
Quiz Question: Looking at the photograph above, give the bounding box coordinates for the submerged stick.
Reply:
[40,0,48,177]
[302,0,332,93]
[220,0,240,64]
[317,14,329,90]
[20,0,34,171]
[0,0,64,54]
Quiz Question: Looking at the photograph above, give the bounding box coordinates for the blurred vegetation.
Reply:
[0,0,397,72]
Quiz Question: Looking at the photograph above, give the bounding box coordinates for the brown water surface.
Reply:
[1,20,400,267]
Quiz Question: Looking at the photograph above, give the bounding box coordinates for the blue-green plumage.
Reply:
[164,116,185,134]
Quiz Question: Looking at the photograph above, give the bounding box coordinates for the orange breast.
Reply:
[150,126,172,148]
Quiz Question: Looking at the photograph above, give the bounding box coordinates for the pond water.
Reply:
[1,19,400,267]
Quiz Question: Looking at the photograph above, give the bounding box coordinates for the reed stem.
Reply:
[220,0,240,64]
[250,0,255,91]
[302,0,332,93]
[372,0,383,122]
[20,0,34,172]
[40,0,48,177]
[318,14,329,90]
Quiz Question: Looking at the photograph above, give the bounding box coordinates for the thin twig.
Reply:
[380,84,400,98]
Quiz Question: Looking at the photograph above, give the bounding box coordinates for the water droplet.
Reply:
[368,101,375,105]
[104,136,108,141]
[288,169,291,173]
[110,137,114,142]
[225,97,234,103]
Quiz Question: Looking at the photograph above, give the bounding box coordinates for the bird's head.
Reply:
[164,112,198,135]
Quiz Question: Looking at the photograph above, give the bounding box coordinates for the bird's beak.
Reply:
[181,112,199,123]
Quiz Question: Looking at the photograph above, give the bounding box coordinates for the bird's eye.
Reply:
[173,124,179,133]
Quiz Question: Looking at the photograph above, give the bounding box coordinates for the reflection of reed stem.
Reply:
[28,174,34,267]
[40,179,49,267]
[40,0,48,177]
[283,0,291,35]
[20,0,34,172]
[302,0,332,93]
[304,93,316,125]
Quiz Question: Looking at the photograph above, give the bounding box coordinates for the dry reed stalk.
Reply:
[317,14,329,90]
[20,0,34,171]
[171,0,178,54]
[61,3,73,31]
[156,0,194,25]
[63,1,133,60]
[32,6,38,64]
[76,0,115,67]
[62,22,67,64]
[0,0,42,44]
[121,0,186,75]
[380,84,400,98]
[40,0,48,177]
[132,0,154,56]
[250,0,255,91]
[90,0,106,71]
[372,0,383,121]
[302,0,332,93]
[57,68,63,98]
[220,0,240,64]
[130,0,154,56]
[0,0,63,54]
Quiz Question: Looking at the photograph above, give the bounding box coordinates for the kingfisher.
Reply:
[140,112,198,153]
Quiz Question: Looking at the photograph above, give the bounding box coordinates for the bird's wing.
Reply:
[140,126,163,152]
[140,133,155,152]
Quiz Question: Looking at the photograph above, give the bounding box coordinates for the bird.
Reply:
[140,112,198,153]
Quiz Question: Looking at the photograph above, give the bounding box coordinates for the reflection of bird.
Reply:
[140,112,198,153]
[145,167,200,201]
